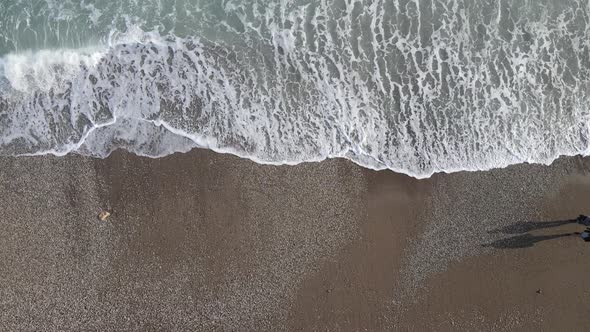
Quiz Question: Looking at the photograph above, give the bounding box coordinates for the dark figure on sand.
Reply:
[576,215,590,242]
[487,215,590,248]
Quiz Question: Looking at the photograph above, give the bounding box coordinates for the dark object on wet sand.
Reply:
[576,215,590,227]
[575,216,590,241]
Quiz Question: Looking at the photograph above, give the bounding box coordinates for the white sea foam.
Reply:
[2,0,590,178]
[2,48,105,93]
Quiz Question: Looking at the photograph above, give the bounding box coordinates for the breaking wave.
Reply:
[2,0,590,178]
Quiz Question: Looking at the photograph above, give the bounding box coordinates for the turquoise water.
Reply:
[1,0,590,178]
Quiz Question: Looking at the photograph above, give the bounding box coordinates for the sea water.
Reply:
[1,0,590,178]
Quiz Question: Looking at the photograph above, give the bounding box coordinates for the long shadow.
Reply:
[489,219,577,235]
[484,233,575,249]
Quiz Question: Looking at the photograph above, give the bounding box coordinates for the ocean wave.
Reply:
[2,0,590,178]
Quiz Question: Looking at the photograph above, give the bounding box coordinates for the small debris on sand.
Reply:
[98,211,111,221]
[536,289,542,294]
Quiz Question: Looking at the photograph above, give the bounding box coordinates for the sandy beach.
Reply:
[1,150,589,330]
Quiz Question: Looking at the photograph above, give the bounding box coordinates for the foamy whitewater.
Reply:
[1,0,590,178]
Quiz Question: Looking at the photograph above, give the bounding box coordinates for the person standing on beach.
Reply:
[576,215,590,242]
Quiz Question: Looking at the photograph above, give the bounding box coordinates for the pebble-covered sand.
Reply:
[1,150,589,330]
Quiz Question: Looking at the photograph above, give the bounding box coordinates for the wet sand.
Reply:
[1,149,589,330]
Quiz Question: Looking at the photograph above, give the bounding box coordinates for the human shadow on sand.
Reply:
[489,219,577,235]
[484,233,575,249]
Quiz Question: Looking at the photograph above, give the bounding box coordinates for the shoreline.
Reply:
[1,149,589,330]
[13,144,590,180]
